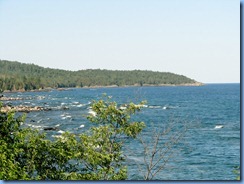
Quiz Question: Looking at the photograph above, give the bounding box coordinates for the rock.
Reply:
[0,105,47,113]
[0,97,23,101]
[43,127,58,131]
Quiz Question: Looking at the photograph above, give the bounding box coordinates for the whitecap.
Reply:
[127,156,143,162]
[79,124,85,128]
[134,104,147,108]
[149,105,161,109]
[37,96,45,100]
[88,109,96,116]
[61,115,72,119]
[37,119,42,123]
[31,125,42,129]
[76,104,84,107]
[214,125,224,129]
[119,106,127,110]
[57,130,65,134]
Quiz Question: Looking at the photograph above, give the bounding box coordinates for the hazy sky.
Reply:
[0,0,240,83]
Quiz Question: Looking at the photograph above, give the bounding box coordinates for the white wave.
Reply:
[119,106,127,110]
[37,119,42,123]
[76,104,84,107]
[37,96,45,100]
[57,130,65,134]
[162,105,178,110]
[27,124,42,129]
[88,109,97,116]
[61,115,72,119]
[134,104,148,108]
[79,124,85,128]
[214,125,224,129]
[62,117,69,119]
[127,156,143,162]
[55,124,60,127]
[149,105,161,109]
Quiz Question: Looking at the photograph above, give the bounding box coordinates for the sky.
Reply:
[0,0,240,83]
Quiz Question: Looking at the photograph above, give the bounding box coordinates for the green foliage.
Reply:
[0,60,198,91]
[233,166,240,180]
[81,97,145,179]
[0,97,145,180]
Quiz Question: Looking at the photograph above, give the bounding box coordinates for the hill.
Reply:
[0,60,202,92]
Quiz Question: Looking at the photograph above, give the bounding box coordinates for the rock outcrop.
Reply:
[0,105,51,113]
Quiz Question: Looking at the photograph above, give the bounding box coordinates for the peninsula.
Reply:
[0,60,203,92]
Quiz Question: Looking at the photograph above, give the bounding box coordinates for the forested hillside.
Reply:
[0,60,201,91]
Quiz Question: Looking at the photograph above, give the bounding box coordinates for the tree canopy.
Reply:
[0,98,145,180]
[0,60,201,91]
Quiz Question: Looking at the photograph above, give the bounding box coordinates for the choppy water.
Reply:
[3,84,240,180]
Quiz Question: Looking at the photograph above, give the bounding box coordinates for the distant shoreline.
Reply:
[82,82,204,88]
[1,82,204,94]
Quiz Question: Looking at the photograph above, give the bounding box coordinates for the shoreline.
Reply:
[1,82,204,93]
[82,82,204,88]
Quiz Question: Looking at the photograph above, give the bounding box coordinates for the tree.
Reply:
[0,59,200,91]
[0,97,145,180]
[81,97,146,179]
[137,121,188,180]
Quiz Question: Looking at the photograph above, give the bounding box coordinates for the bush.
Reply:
[0,97,145,180]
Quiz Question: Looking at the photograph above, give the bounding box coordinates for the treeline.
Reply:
[0,60,200,91]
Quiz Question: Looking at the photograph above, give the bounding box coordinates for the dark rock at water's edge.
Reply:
[43,127,58,131]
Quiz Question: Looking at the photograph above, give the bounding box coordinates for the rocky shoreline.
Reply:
[0,105,51,113]
[1,82,204,93]
[0,96,24,101]
[82,82,204,88]
[0,82,203,113]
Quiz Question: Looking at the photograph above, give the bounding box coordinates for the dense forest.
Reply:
[0,60,201,91]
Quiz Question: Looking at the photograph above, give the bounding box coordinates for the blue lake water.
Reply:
[3,84,240,180]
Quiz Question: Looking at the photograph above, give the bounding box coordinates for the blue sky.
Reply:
[0,0,240,83]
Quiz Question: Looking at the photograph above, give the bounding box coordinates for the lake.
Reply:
[3,84,240,180]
